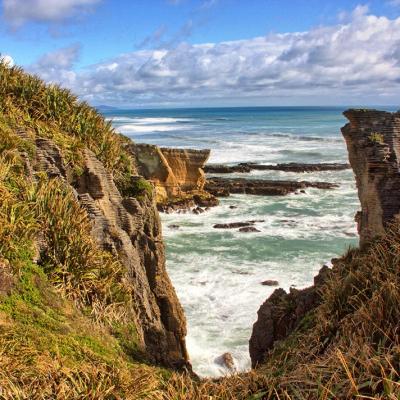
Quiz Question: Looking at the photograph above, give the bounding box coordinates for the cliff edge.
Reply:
[134,143,218,210]
[342,109,400,246]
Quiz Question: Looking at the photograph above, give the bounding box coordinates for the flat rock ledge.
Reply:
[205,177,338,197]
[204,162,350,174]
[157,193,219,213]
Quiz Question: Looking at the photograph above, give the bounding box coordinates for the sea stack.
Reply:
[341,109,400,246]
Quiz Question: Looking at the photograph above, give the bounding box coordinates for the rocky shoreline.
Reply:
[204,162,350,174]
[205,176,338,197]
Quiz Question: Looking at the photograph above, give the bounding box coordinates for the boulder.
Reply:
[261,280,279,286]
[214,352,236,372]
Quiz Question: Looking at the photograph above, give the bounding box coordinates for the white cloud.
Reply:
[27,10,400,106]
[3,0,101,28]
[28,44,80,86]
[0,54,14,66]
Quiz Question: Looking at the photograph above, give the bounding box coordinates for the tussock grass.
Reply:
[0,60,136,190]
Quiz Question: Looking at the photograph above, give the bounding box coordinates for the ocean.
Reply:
[102,106,394,377]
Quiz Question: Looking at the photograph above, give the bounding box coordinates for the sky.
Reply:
[1,0,400,108]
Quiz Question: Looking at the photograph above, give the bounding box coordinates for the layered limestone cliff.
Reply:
[134,144,216,207]
[341,109,400,246]
[31,135,189,369]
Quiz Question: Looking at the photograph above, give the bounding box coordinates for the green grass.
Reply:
[369,131,385,145]
[122,176,154,200]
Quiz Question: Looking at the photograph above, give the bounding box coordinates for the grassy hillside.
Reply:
[0,60,399,399]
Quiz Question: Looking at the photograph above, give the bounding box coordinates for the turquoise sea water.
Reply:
[103,106,395,377]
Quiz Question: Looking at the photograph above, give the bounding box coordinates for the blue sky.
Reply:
[1,0,400,107]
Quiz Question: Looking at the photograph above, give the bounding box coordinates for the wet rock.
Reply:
[204,164,252,173]
[214,222,253,229]
[214,219,264,229]
[193,194,219,207]
[261,280,279,286]
[158,194,218,213]
[214,352,236,372]
[250,265,331,368]
[239,226,261,233]
[229,205,238,209]
[168,224,180,230]
[205,162,350,174]
[205,177,338,198]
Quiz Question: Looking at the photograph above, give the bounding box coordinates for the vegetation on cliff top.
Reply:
[0,60,399,398]
[0,61,136,193]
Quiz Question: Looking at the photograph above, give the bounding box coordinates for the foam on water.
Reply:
[161,168,358,376]
[104,107,362,377]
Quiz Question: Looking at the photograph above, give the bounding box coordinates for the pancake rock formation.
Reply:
[342,109,400,246]
[134,144,218,210]
[31,135,190,370]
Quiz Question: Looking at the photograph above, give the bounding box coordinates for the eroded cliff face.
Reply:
[134,143,211,204]
[341,109,400,246]
[249,266,331,367]
[32,135,189,369]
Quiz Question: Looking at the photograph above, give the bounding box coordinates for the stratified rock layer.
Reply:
[33,137,189,370]
[341,109,400,246]
[134,144,211,203]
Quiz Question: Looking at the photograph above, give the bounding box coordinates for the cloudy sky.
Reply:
[1,0,400,107]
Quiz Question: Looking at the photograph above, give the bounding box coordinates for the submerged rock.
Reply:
[168,224,180,230]
[239,226,261,233]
